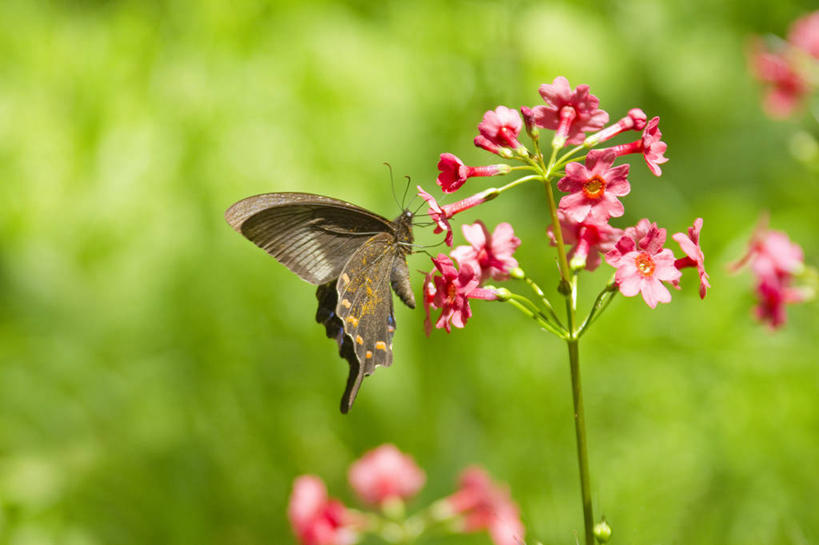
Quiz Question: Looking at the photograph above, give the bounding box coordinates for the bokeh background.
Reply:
[1,0,818,544]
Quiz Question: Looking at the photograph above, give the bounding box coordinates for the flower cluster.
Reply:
[418,77,709,334]
[287,444,525,545]
[749,10,819,118]
[730,219,815,328]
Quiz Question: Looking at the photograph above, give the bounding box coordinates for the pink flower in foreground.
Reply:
[750,41,810,118]
[549,211,623,271]
[348,444,426,507]
[788,10,819,59]
[598,116,668,176]
[450,221,521,281]
[423,255,498,333]
[445,466,525,545]
[584,108,647,146]
[418,186,497,247]
[532,76,609,146]
[672,217,711,299]
[288,476,358,545]
[477,106,525,152]
[437,153,510,193]
[557,150,630,222]
[606,219,682,308]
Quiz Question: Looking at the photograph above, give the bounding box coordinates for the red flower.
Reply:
[754,278,802,329]
[444,466,526,545]
[557,150,630,222]
[788,10,819,59]
[750,40,810,118]
[450,221,521,281]
[549,211,623,271]
[606,219,682,308]
[672,218,710,299]
[423,255,498,333]
[288,476,358,545]
[418,186,497,247]
[437,153,510,193]
[477,106,525,153]
[598,116,668,176]
[532,76,609,146]
[347,444,426,507]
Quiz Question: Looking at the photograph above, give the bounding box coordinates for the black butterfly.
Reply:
[225,192,415,413]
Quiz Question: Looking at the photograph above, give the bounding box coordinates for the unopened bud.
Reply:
[593,518,612,543]
[492,287,511,301]
[509,267,525,280]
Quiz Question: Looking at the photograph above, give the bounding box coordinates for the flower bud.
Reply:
[594,518,612,543]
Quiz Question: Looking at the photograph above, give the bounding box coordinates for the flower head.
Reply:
[532,76,609,146]
[477,106,525,153]
[444,466,525,545]
[288,476,358,545]
[418,186,499,247]
[788,10,819,59]
[672,218,710,299]
[549,211,623,271]
[640,117,669,176]
[450,221,521,281]
[417,186,453,246]
[424,255,498,333]
[606,219,682,308]
[750,40,810,118]
[437,153,510,193]
[557,150,630,223]
[347,444,426,507]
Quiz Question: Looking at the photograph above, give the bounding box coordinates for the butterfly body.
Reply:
[225,192,414,412]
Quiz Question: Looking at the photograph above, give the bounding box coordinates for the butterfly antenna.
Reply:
[401,175,412,209]
[385,162,401,210]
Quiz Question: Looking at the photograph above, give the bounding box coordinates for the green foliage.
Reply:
[0,0,816,543]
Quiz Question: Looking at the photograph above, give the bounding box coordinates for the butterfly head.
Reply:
[392,209,415,253]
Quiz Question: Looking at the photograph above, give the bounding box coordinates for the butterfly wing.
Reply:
[333,232,402,412]
[225,192,396,285]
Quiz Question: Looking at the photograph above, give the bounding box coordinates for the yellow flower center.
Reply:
[582,175,606,199]
[635,252,656,277]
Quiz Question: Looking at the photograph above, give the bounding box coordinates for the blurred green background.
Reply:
[1,0,817,544]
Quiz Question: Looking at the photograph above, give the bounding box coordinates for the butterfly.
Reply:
[225,192,415,413]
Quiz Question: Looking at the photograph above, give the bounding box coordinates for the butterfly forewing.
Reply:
[225,193,397,285]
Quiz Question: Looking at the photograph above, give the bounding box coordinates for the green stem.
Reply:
[576,275,618,337]
[567,337,594,545]
[562,272,594,544]
[519,272,564,329]
[504,295,568,339]
[497,174,544,193]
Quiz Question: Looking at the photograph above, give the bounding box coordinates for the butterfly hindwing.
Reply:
[334,232,399,412]
[225,193,396,285]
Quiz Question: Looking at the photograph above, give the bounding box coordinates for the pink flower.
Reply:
[788,10,819,59]
[450,221,521,281]
[750,41,810,118]
[584,108,647,146]
[557,150,630,222]
[437,153,510,193]
[672,217,710,299]
[288,476,358,545]
[347,444,426,507]
[601,117,668,176]
[424,255,498,333]
[549,211,623,271]
[532,76,609,146]
[606,219,682,308]
[417,186,497,247]
[445,466,525,545]
[477,106,525,152]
